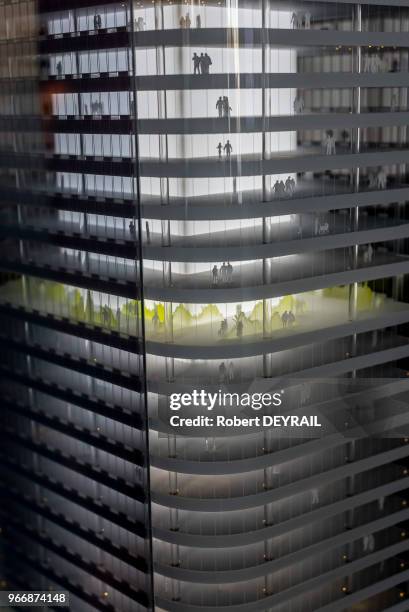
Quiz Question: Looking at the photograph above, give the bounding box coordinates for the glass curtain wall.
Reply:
[134,1,409,610]
[0,1,153,611]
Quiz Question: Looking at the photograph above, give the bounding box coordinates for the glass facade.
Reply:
[0,2,152,611]
[1,0,409,611]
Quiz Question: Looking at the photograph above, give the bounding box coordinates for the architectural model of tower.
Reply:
[1,1,409,611]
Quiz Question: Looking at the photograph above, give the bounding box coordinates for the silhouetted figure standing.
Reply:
[217,142,223,160]
[236,319,243,339]
[220,262,227,283]
[223,96,232,117]
[364,243,373,263]
[129,220,136,237]
[216,96,224,117]
[185,13,191,28]
[102,305,109,325]
[192,53,201,74]
[285,176,294,195]
[218,319,228,337]
[145,221,151,244]
[56,61,63,77]
[212,265,218,285]
[152,309,159,331]
[196,15,202,28]
[324,130,336,155]
[300,382,311,406]
[203,53,212,74]
[311,488,319,505]
[224,140,232,158]
[136,17,145,31]
[281,311,289,328]
[219,362,227,383]
[228,361,234,382]
[227,262,233,283]
[377,167,387,189]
